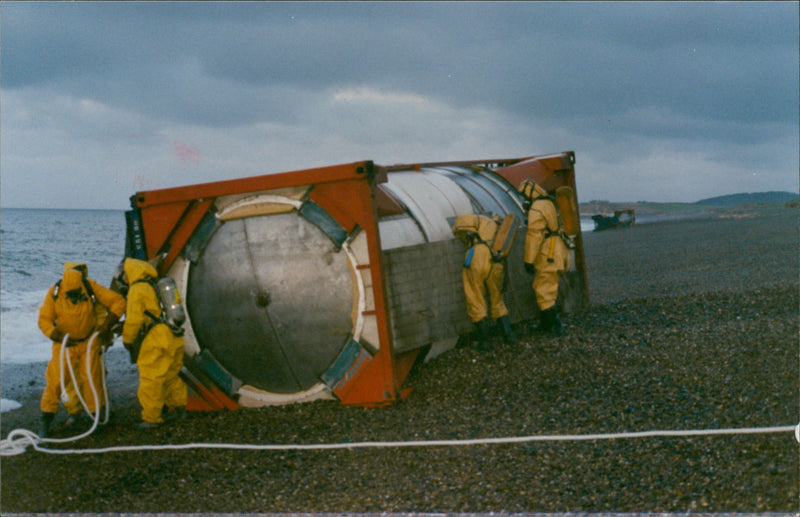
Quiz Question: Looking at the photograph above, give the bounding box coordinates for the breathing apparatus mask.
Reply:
[66,288,89,305]
[518,180,537,211]
[110,260,129,296]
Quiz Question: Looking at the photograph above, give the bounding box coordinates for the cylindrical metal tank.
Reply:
[129,154,585,407]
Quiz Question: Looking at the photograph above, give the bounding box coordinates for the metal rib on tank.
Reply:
[186,211,353,394]
[433,166,525,220]
[377,166,525,249]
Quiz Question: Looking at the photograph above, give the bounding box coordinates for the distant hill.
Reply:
[580,191,799,218]
[695,191,799,206]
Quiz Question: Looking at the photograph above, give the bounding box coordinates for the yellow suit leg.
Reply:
[63,380,82,415]
[41,344,65,413]
[487,261,509,320]
[163,336,188,410]
[77,340,106,413]
[137,325,187,423]
[533,269,560,311]
[462,246,492,323]
[63,344,84,415]
[40,342,97,414]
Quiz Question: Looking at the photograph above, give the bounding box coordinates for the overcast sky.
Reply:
[1,1,797,210]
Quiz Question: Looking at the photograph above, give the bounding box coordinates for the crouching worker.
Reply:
[37,262,125,438]
[452,214,516,351]
[120,258,187,429]
[518,180,571,336]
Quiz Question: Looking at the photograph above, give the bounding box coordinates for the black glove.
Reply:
[123,341,140,364]
[50,329,65,344]
[52,329,79,347]
[524,262,536,275]
[97,314,120,346]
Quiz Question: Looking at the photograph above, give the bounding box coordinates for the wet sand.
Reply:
[1,204,798,514]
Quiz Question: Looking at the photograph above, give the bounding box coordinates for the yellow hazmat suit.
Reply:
[453,215,509,323]
[122,258,187,424]
[38,262,126,415]
[521,182,571,311]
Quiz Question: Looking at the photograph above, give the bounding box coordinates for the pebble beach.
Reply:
[1,204,798,514]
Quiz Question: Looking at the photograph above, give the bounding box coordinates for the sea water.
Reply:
[1,209,128,412]
[1,209,128,363]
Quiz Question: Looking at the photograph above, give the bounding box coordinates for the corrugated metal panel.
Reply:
[436,166,525,220]
[381,171,473,242]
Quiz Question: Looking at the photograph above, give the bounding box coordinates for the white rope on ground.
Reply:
[2,332,798,456]
[3,424,797,456]
[60,332,111,425]
[1,333,110,456]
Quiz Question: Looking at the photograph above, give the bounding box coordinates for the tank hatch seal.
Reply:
[299,200,348,249]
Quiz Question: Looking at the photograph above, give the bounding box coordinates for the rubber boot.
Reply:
[549,309,563,337]
[65,413,80,428]
[39,412,55,438]
[135,420,162,430]
[472,318,492,351]
[529,311,549,334]
[163,406,187,423]
[498,315,516,345]
[537,307,563,336]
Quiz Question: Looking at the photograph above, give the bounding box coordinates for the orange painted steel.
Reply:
[130,153,584,408]
[139,198,215,275]
[133,161,380,208]
[131,160,403,407]
[180,368,241,412]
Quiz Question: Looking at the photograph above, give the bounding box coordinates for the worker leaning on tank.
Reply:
[37,262,126,438]
[117,257,188,429]
[518,180,572,336]
[452,214,516,351]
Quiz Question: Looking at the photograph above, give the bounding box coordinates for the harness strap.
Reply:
[529,198,573,251]
[63,330,95,343]
[467,237,507,263]
[52,274,96,303]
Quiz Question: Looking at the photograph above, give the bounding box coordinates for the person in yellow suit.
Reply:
[38,262,125,437]
[519,180,571,336]
[453,214,515,350]
[121,258,187,429]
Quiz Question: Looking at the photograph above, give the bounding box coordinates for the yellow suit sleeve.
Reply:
[89,279,127,318]
[524,208,547,265]
[38,287,58,340]
[122,283,149,345]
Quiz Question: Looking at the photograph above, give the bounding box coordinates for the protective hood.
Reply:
[63,261,88,276]
[60,268,86,294]
[518,180,548,201]
[124,258,158,285]
[51,262,96,337]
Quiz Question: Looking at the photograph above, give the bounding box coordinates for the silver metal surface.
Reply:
[187,212,353,393]
[381,171,473,242]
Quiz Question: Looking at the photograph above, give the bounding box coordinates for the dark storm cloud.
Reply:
[4,1,796,132]
[1,1,797,208]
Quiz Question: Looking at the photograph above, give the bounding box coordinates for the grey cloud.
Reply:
[5,2,795,132]
[1,1,796,208]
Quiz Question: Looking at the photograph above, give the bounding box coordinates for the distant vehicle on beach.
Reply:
[591,209,635,232]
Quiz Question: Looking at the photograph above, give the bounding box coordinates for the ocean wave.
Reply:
[1,398,23,413]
